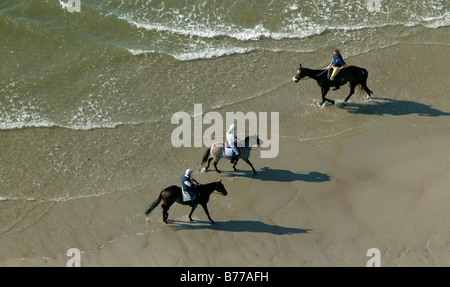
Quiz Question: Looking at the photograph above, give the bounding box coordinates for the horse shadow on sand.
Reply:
[223,167,331,183]
[169,219,312,235]
[338,97,450,117]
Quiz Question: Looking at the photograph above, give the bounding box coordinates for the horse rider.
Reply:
[181,169,199,207]
[328,49,347,90]
[227,124,241,164]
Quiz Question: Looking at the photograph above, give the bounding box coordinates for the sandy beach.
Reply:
[1,26,449,267]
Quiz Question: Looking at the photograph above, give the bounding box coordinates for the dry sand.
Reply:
[0,29,449,267]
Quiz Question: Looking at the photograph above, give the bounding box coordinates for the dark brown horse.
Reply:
[293,64,373,107]
[144,180,228,224]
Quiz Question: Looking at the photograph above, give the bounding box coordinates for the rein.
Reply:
[198,182,221,195]
[243,137,261,151]
[247,143,261,151]
[200,182,222,197]
[306,68,328,79]
[297,68,328,81]
[317,68,329,77]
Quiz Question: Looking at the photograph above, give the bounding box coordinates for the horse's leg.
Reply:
[161,192,177,223]
[319,88,326,106]
[362,83,373,99]
[205,157,213,171]
[232,158,239,171]
[361,68,373,99]
[188,205,196,222]
[242,158,257,175]
[213,159,221,173]
[161,203,170,223]
[344,84,356,102]
[320,87,333,106]
[200,203,215,224]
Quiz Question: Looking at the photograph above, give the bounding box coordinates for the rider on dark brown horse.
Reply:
[145,180,228,224]
[181,169,199,207]
[328,49,347,90]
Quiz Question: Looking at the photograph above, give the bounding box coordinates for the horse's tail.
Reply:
[145,192,162,216]
[201,147,211,165]
[360,68,373,96]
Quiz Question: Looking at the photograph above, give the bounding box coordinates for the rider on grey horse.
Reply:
[226,124,240,164]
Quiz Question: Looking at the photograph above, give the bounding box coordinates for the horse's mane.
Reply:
[197,181,220,190]
[214,136,259,147]
[244,135,260,147]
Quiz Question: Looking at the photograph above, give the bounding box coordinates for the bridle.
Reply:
[295,68,328,82]
[215,182,227,196]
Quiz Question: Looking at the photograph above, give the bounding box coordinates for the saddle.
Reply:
[181,186,192,202]
[327,68,332,80]
[328,66,346,81]
[223,143,234,157]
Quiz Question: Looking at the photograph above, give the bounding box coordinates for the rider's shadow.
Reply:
[170,219,312,235]
[225,167,331,183]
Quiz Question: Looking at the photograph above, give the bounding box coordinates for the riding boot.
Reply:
[230,154,236,164]
[189,193,197,207]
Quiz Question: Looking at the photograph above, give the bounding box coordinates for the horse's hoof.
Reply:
[331,100,335,105]
[210,221,215,224]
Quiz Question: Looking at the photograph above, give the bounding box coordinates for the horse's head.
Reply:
[293,64,305,83]
[215,180,228,196]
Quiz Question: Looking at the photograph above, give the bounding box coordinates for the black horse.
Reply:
[293,64,373,106]
[145,180,228,224]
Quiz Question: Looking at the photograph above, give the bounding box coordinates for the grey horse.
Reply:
[201,135,262,174]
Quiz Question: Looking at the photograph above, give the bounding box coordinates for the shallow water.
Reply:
[0,0,449,201]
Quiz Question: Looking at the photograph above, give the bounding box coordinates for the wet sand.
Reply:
[1,28,449,267]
